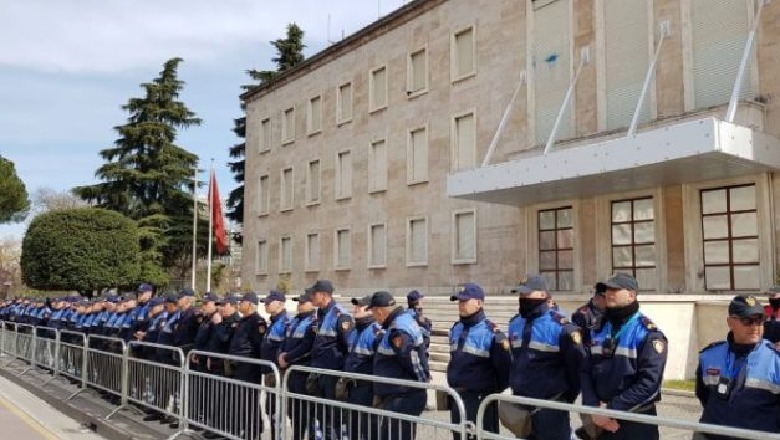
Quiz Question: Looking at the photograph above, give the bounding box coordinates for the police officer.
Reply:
[193,292,221,371]
[261,290,289,439]
[407,290,432,353]
[694,295,780,439]
[342,295,383,440]
[505,276,586,440]
[278,289,317,440]
[763,286,780,345]
[369,291,429,440]
[308,280,354,440]
[572,282,607,347]
[447,283,511,440]
[173,288,200,357]
[140,296,168,422]
[155,293,181,424]
[581,273,668,440]
[228,291,268,439]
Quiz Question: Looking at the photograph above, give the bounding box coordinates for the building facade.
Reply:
[242,0,780,300]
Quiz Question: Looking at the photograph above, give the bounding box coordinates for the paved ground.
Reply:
[0,374,106,440]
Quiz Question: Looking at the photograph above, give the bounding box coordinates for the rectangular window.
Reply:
[335,228,351,269]
[282,107,295,144]
[408,48,428,94]
[258,118,271,153]
[306,233,320,271]
[258,175,270,215]
[368,139,388,193]
[368,223,387,268]
[452,26,476,80]
[611,197,656,290]
[407,217,428,266]
[307,95,322,134]
[452,112,476,171]
[337,82,353,124]
[453,210,476,263]
[306,159,321,204]
[701,184,759,291]
[280,236,292,273]
[533,0,572,145]
[691,0,753,109]
[538,206,574,291]
[369,66,388,112]
[407,126,428,184]
[336,150,352,199]
[256,240,267,274]
[604,0,651,130]
[280,167,293,211]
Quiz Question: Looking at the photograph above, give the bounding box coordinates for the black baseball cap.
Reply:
[604,273,639,291]
[729,295,764,317]
[511,275,548,295]
[311,280,334,294]
[366,291,396,309]
[293,288,314,303]
[351,295,373,307]
[240,291,260,305]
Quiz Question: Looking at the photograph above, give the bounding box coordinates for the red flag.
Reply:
[209,170,227,255]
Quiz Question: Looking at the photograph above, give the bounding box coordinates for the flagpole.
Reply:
[191,164,198,290]
[207,159,214,292]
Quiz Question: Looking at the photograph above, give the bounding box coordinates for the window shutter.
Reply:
[455,114,476,170]
[371,140,387,191]
[339,84,352,121]
[371,225,385,266]
[533,0,571,145]
[411,219,426,262]
[411,50,426,92]
[456,212,476,260]
[456,29,474,76]
[411,129,428,181]
[372,68,387,109]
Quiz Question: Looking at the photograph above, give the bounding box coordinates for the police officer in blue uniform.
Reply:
[369,290,429,440]
[572,282,607,347]
[581,273,667,440]
[506,276,586,440]
[228,291,268,439]
[407,290,432,353]
[341,295,383,440]
[695,295,780,439]
[447,283,511,440]
[763,286,780,344]
[308,280,354,440]
[261,290,289,439]
[278,289,317,440]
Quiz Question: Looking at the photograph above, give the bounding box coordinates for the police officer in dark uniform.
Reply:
[447,283,511,440]
[140,296,168,421]
[506,276,586,440]
[155,293,181,424]
[308,280,354,440]
[572,282,607,347]
[581,273,668,440]
[342,295,383,440]
[407,290,432,353]
[173,287,200,357]
[278,289,317,440]
[369,291,429,440]
[189,292,220,431]
[260,290,289,439]
[694,295,780,439]
[228,291,268,439]
[763,286,780,344]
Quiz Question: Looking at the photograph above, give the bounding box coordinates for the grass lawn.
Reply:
[663,379,695,392]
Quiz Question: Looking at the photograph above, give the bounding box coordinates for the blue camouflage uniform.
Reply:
[371,291,429,440]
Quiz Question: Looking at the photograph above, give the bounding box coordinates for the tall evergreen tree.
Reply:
[226,23,306,227]
[74,57,201,285]
[0,155,30,223]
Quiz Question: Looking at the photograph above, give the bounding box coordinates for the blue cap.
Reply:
[293,288,314,303]
[352,295,373,307]
[311,280,334,294]
[178,287,195,298]
[203,292,220,303]
[148,297,164,307]
[164,293,178,304]
[221,295,239,305]
[407,290,424,301]
[729,295,764,317]
[240,291,260,305]
[137,283,153,293]
[264,290,285,304]
[367,291,396,309]
[511,275,549,295]
[604,272,639,291]
[106,296,120,304]
[450,283,485,302]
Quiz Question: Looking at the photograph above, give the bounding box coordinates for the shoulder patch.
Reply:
[571,330,582,345]
[392,334,404,349]
[652,339,665,354]
[641,316,657,330]
[258,324,266,334]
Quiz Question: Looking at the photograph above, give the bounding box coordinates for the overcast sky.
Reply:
[0,0,410,239]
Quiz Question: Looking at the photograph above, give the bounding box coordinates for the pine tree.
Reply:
[226,23,306,228]
[74,57,201,285]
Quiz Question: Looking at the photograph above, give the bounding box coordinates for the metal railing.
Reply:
[2,321,780,440]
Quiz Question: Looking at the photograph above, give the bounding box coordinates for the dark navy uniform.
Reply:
[571,298,604,347]
[764,304,780,344]
[448,309,511,440]
[228,309,267,438]
[373,302,429,440]
[260,307,289,439]
[581,311,667,440]
[343,305,382,440]
[508,304,586,440]
[279,307,316,440]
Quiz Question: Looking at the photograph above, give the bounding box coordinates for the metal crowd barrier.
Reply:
[126,341,185,427]
[475,394,780,440]
[282,365,469,440]
[180,350,281,440]
[32,326,59,373]
[9,323,36,374]
[57,330,87,388]
[72,334,127,417]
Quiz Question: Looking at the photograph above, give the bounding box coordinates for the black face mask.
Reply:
[770,298,780,310]
[519,298,547,319]
[604,300,640,327]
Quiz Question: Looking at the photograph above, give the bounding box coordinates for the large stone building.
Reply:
[241,0,780,378]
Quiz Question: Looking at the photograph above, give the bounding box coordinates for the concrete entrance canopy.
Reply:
[448,117,780,206]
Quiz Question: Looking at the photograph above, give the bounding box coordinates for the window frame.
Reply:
[406,215,429,267]
[367,222,388,269]
[451,25,477,83]
[306,95,323,136]
[279,166,294,212]
[305,159,321,206]
[281,106,296,145]
[336,81,354,126]
[335,149,353,200]
[407,46,429,98]
[610,196,657,287]
[451,109,477,172]
[452,209,477,265]
[258,117,271,154]
[257,174,270,217]
[279,235,293,274]
[255,239,268,275]
[305,232,320,272]
[368,137,388,193]
[406,124,429,185]
[334,227,352,271]
[537,206,575,292]
[369,65,389,113]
